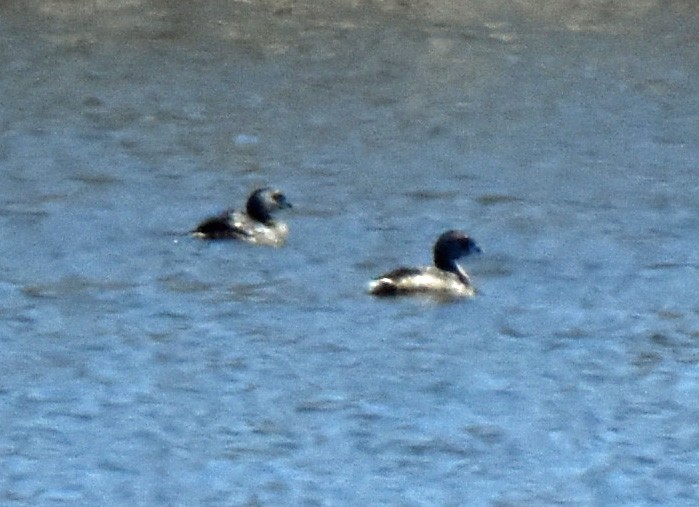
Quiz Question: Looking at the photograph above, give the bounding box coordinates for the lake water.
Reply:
[1,1,698,505]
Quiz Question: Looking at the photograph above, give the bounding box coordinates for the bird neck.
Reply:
[434,248,456,271]
[454,264,471,285]
[246,198,273,224]
[434,253,471,285]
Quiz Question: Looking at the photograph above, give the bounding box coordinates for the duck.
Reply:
[368,230,481,297]
[192,187,292,247]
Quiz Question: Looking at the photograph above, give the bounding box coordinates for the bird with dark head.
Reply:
[368,230,481,297]
[192,187,292,247]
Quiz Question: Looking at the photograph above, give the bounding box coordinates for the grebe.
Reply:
[368,230,481,297]
[192,187,292,247]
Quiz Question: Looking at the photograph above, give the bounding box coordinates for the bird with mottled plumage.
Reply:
[192,187,292,247]
[368,230,481,297]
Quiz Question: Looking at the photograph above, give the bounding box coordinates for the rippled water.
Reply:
[1,1,698,505]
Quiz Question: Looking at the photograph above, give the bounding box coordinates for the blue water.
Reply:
[1,1,698,505]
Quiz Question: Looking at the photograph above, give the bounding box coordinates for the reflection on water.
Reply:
[1,0,698,505]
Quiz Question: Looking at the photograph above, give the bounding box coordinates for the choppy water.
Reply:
[1,1,698,505]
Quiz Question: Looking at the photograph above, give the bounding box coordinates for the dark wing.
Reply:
[192,212,251,240]
[368,267,424,296]
[376,267,422,279]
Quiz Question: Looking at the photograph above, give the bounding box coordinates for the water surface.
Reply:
[1,1,698,505]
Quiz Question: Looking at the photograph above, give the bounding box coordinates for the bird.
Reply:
[192,187,292,247]
[368,230,481,297]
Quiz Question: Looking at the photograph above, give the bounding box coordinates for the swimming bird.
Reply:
[368,230,481,297]
[192,187,292,247]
